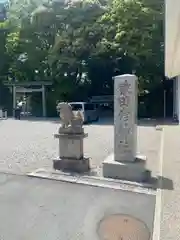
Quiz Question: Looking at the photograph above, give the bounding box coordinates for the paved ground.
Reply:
[0,172,155,240]
[2,118,180,240]
[157,125,180,240]
[0,118,161,178]
[0,118,163,240]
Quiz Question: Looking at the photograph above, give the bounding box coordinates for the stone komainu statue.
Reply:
[56,102,83,128]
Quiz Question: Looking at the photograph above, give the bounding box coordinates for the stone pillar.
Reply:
[114,74,137,162]
[42,85,46,117]
[103,74,149,182]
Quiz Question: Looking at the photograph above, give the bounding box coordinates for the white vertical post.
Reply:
[174,77,179,120]
[13,85,16,116]
[42,85,46,117]
[4,111,7,119]
[177,76,180,123]
[164,90,166,119]
[0,109,2,118]
[173,79,176,117]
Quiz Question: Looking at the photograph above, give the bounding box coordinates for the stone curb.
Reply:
[28,168,156,196]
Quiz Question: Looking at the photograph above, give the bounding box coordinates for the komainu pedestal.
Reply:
[53,102,89,173]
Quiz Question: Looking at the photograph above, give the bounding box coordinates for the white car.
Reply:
[69,102,99,123]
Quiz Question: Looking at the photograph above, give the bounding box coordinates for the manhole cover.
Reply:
[97,214,150,240]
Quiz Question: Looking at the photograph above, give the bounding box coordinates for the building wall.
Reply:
[173,76,180,122]
[165,0,180,78]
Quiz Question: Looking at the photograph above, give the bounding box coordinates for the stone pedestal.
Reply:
[103,74,149,182]
[103,154,150,182]
[53,127,89,173]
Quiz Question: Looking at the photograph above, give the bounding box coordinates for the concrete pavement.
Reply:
[0,173,155,240]
[2,118,180,239]
[0,118,163,240]
[156,125,180,240]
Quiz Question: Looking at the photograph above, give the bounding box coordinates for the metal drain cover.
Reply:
[97,214,150,240]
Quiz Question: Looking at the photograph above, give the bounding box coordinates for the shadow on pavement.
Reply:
[17,117,179,127]
[138,118,179,127]
[18,117,114,126]
[150,176,174,190]
[158,176,174,190]
[90,118,113,126]
[91,117,177,127]
[16,117,60,124]
[138,119,158,127]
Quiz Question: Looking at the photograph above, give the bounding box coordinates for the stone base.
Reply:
[103,154,150,182]
[53,158,90,173]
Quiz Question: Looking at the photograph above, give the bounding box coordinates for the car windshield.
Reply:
[70,104,83,111]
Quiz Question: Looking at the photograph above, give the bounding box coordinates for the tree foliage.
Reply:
[0,0,163,105]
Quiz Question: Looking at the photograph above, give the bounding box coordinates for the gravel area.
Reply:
[0,118,161,177]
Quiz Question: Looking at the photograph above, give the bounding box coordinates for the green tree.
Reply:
[5,0,164,103]
[100,0,163,93]
[5,0,54,82]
